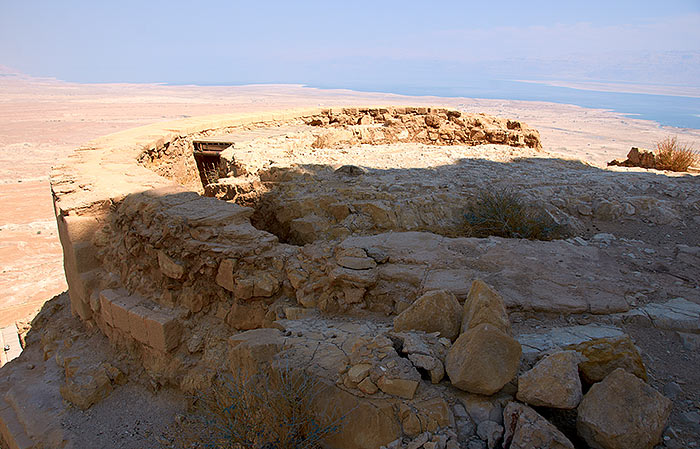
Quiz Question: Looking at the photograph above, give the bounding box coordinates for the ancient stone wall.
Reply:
[45,106,549,447]
[50,107,544,357]
[44,106,685,449]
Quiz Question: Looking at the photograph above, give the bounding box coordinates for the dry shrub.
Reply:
[654,136,698,172]
[464,187,568,241]
[183,365,343,449]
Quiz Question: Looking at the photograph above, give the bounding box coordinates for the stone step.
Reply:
[0,400,34,449]
[0,326,22,368]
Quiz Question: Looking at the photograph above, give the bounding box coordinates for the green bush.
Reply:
[184,365,343,449]
[464,187,567,240]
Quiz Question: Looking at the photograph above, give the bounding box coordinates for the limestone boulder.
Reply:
[567,335,647,383]
[461,279,511,335]
[502,402,574,449]
[59,364,113,410]
[393,290,462,341]
[416,397,454,430]
[516,351,583,409]
[376,376,419,399]
[446,324,521,395]
[576,368,672,449]
[314,382,401,449]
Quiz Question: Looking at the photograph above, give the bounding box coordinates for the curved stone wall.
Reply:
[51,107,546,351]
[49,106,557,447]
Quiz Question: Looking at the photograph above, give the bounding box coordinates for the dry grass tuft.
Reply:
[654,137,698,172]
[181,365,343,449]
[464,187,568,241]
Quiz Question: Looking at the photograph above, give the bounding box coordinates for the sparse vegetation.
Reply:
[464,187,568,240]
[183,365,343,449]
[654,136,698,172]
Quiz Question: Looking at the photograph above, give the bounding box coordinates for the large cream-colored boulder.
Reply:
[393,290,462,341]
[503,402,574,449]
[576,368,672,449]
[461,279,511,335]
[516,351,583,409]
[446,323,521,395]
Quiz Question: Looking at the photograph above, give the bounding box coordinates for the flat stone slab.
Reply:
[517,324,625,363]
[621,298,700,333]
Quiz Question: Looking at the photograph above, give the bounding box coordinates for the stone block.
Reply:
[128,306,150,344]
[516,350,583,409]
[145,310,181,352]
[59,367,113,410]
[89,291,101,313]
[252,272,280,297]
[376,376,418,399]
[417,397,454,428]
[347,364,372,383]
[111,294,142,333]
[0,402,34,449]
[357,377,378,394]
[61,214,101,243]
[98,289,121,326]
[228,328,284,377]
[503,402,574,449]
[73,241,100,273]
[71,290,93,321]
[227,300,268,330]
[234,278,254,300]
[566,335,647,383]
[215,258,237,292]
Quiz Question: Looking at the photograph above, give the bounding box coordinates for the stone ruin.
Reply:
[2,106,698,449]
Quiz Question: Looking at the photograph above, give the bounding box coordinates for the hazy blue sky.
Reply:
[1,0,699,88]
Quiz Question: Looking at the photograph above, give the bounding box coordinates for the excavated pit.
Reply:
[148,108,549,245]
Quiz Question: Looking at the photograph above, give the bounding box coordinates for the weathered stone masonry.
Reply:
[51,106,544,358]
[49,107,552,448]
[40,106,690,449]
